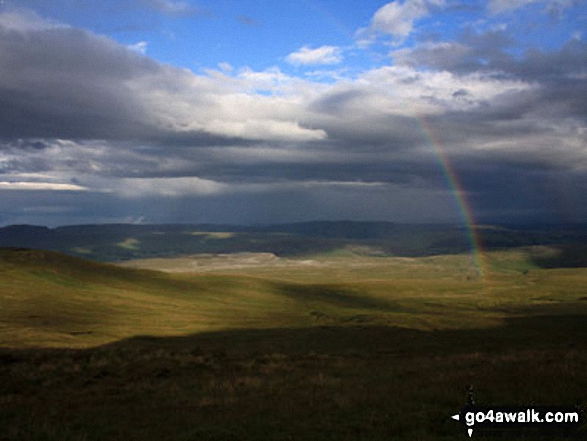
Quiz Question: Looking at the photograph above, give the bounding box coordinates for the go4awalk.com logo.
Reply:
[450,389,584,437]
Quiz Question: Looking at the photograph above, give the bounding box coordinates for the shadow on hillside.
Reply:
[274,283,402,312]
[2,313,586,441]
[84,313,587,358]
[528,244,587,269]
[1,309,586,359]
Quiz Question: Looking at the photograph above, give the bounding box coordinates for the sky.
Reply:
[0,0,586,226]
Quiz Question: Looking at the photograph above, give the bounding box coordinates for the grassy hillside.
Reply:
[1,247,586,440]
[0,248,319,348]
[3,246,587,348]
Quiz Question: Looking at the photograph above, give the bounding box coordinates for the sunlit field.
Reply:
[1,247,586,440]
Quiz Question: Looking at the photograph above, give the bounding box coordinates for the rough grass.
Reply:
[1,247,586,440]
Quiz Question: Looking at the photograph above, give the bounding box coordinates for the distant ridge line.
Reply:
[1,222,587,263]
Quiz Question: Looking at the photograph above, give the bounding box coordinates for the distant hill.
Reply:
[1,221,586,262]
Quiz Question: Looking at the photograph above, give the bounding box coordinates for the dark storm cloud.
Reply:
[1,8,586,226]
[0,15,240,146]
[381,31,587,224]
[143,130,255,148]
[455,166,587,223]
[514,39,587,80]
[308,91,428,152]
[309,89,368,114]
[392,32,587,154]
[0,188,145,226]
[392,29,515,74]
[0,23,153,139]
[316,116,425,152]
[394,29,587,85]
[15,0,206,18]
[192,159,443,187]
[0,139,52,151]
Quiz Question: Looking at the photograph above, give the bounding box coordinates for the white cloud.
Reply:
[372,0,427,37]
[360,0,445,45]
[236,66,292,91]
[315,65,535,118]
[0,182,87,191]
[117,177,227,198]
[128,65,328,142]
[286,46,343,66]
[127,41,148,55]
[206,118,327,142]
[218,62,234,72]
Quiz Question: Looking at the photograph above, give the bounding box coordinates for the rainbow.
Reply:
[301,0,488,279]
[416,114,487,279]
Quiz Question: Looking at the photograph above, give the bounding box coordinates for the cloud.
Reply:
[140,0,203,17]
[0,8,67,32]
[116,177,227,197]
[127,41,148,55]
[391,28,515,73]
[218,62,233,72]
[0,11,325,144]
[286,46,344,66]
[390,29,587,125]
[1,8,586,224]
[0,13,161,140]
[358,0,446,45]
[237,15,260,26]
[488,0,542,14]
[0,182,87,191]
[488,0,576,15]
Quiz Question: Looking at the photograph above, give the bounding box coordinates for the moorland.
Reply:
[0,222,586,440]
